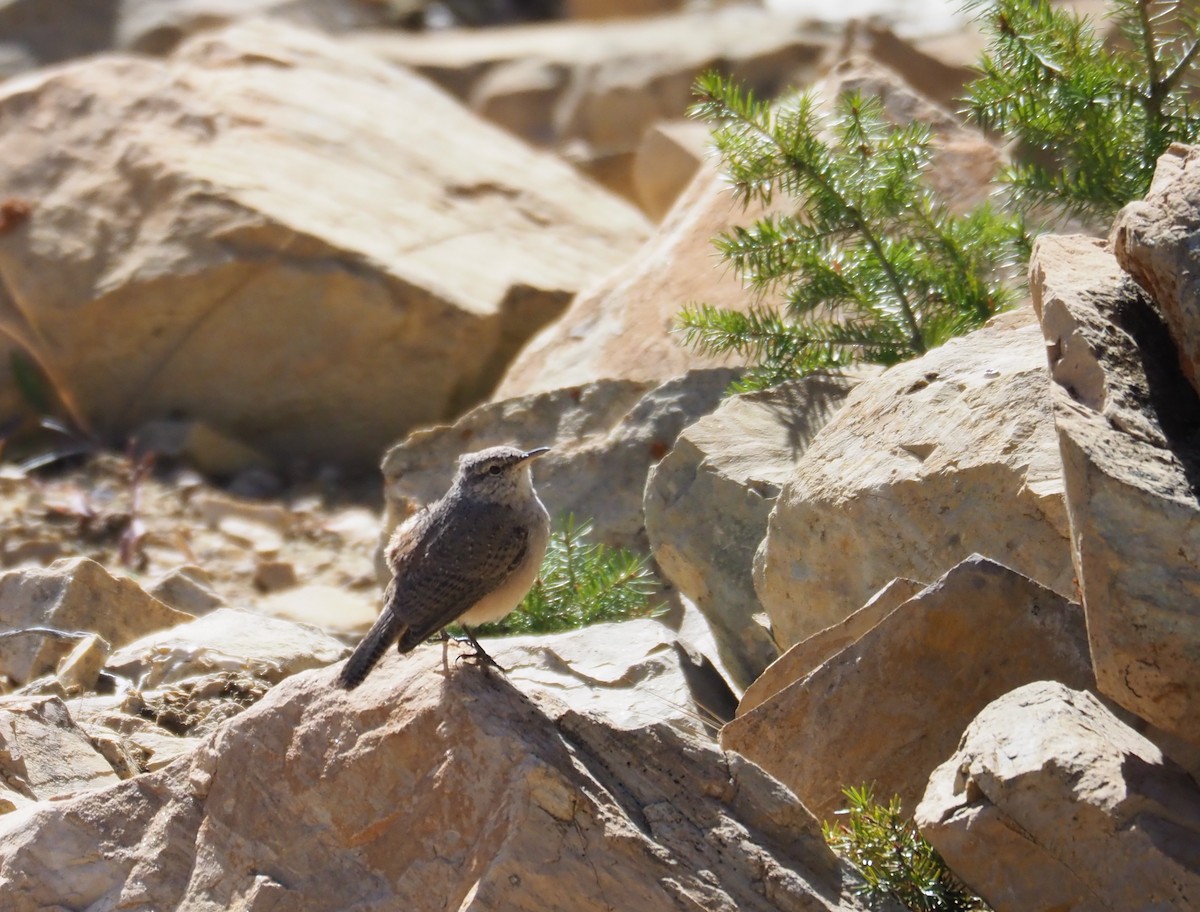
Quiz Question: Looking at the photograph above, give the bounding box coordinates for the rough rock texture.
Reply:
[0,20,648,470]
[722,556,1094,821]
[1112,144,1200,397]
[382,369,738,556]
[1031,234,1200,746]
[387,617,740,738]
[736,577,924,717]
[353,7,839,201]
[0,0,395,75]
[0,659,871,912]
[105,607,348,688]
[754,310,1072,647]
[0,558,190,687]
[495,165,763,398]
[631,118,710,222]
[918,682,1200,912]
[644,371,877,689]
[0,696,119,805]
[147,565,226,616]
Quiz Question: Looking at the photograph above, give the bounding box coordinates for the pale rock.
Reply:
[253,559,298,593]
[87,731,142,779]
[133,730,204,772]
[645,371,878,689]
[495,166,760,397]
[105,607,348,688]
[0,20,648,471]
[0,786,33,816]
[0,658,868,912]
[54,633,111,694]
[754,309,1072,647]
[918,682,1200,912]
[736,577,925,717]
[352,7,839,202]
[0,696,119,805]
[1112,144,1200,397]
[479,618,738,737]
[132,418,274,476]
[147,565,226,615]
[632,118,710,221]
[192,492,291,535]
[320,506,381,549]
[1031,233,1200,746]
[0,558,190,686]
[382,369,738,555]
[67,692,205,771]
[216,516,284,555]
[722,555,1094,821]
[256,584,377,634]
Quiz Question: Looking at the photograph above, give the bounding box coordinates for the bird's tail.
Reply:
[336,601,403,690]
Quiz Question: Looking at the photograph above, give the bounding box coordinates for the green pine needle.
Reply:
[472,515,661,636]
[679,73,1025,393]
[822,786,990,912]
[965,0,1200,224]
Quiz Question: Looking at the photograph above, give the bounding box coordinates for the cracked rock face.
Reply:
[753,310,1073,648]
[1031,233,1200,746]
[0,654,867,912]
[918,681,1200,912]
[0,19,647,470]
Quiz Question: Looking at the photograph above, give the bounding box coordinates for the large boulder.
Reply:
[495,165,762,398]
[1113,145,1200,396]
[1031,233,1200,747]
[918,681,1200,912]
[0,656,870,912]
[753,310,1072,648]
[722,556,1094,821]
[644,371,877,689]
[0,20,648,471]
[381,369,738,555]
[352,7,840,202]
[736,576,925,717]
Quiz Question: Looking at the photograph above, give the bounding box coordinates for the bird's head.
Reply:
[455,445,550,500]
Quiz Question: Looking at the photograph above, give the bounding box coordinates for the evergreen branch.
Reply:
[475,516,660,636]
[678,70,1019,391]
[1162,35,1200,96]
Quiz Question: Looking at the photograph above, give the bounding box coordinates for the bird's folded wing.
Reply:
[391,501,530,649]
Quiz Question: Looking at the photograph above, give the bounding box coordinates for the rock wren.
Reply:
[336,445,551,689]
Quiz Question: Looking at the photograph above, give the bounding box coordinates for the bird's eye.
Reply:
[488,465,503,476]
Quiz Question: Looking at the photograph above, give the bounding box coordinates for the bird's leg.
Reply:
[455,625,506,672]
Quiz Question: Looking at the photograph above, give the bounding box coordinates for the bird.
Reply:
[336,445,551,689]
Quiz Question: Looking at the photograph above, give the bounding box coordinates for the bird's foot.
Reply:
[453,626,506,673]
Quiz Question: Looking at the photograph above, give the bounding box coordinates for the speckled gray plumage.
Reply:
[337,446,549,689]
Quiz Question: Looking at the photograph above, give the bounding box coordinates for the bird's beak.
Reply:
[521,446,550,462]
